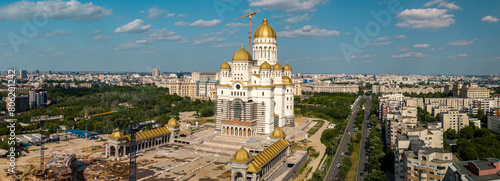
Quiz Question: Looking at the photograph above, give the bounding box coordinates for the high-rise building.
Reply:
[152,68,160,78]
[29,89,48,109]
[6,95,29,113]
[215,18,295,137]
[20,70,28,79]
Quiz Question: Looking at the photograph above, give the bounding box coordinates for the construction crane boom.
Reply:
[83,110,119,157]
[233,11,257,52]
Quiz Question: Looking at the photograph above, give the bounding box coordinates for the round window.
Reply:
[236,84,241,89]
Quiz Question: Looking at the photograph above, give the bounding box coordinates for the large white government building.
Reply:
[215,18,295,137]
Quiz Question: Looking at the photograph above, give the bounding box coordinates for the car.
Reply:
[348,132,350,135]
[360,173,364,176]
[341,152,344,156]
[337,164,341,168]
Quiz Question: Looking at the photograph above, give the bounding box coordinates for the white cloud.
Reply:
[144,29,182,42]
[481,15,499,22]
[431,47,444,51]
[438,2,461,10]
[249,0,327,12]
[413,44,430,48]
[114,19,151,33]
[448,39,474,46]
[285,13,312,23]
[396,8,455,29]
[46,30,71,37]
[194,37,226,45]
[177,14,186,17]
[94,35,112,41]
[424,0,445,7]
[369,41,391,46]
[318,57,341,61]
[40,49,64,57]
[175,21,189,26]
[350,55,357,59]
[391,52,429,58]
[271,14,283,19]
[93,30,102,34]
[398,47,410,51]
[190,19,221,27]
[0,0,111,21]
[176,19,221,27]
[145,8,165,18]
[212,43,240,48]
[225,23,247,28]
[394,35,407,39]
[364,60,373,63]
[115,42,143,50]
[277,25,340,38]
[373,36,391,41]
[458,54,468,57]
[363,54,377,58]
[166,13,175,18]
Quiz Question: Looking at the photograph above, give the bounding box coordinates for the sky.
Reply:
[0,0,499,75]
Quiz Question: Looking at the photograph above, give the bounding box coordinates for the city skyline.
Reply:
[0,0,499,75]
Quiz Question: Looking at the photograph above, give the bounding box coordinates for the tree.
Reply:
[366,169,385,181]
[348,144,354,153]
[473,128,490,138]
[444,128,459,139]
[200,109,214,117]
[460,125,475,139]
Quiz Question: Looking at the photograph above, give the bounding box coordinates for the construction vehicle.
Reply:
[233,11,257,51]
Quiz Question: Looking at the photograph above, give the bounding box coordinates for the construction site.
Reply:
[0,112,319,181]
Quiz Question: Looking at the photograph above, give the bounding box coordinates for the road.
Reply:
[356,96,371,181]
[324,96,362,181]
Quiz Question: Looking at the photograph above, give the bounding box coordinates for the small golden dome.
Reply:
[260,61,271,70]
[273,62,283,70]
[284,63,292,71]
[220,61,230,70]
[270,127,286,138]
[232,47,253,61]
[110,129,125,139]
[167,118,180,127]
[283,76,292,84]
[254,18,276,39]
[231,147,251,162]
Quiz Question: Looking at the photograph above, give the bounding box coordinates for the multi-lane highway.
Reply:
[324,96,363,181]
[356,96,371,181]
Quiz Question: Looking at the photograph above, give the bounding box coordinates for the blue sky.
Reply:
[0,0,499,75]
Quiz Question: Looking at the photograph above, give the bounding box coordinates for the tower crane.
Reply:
[81,110,119,157]
[233,11,257,52]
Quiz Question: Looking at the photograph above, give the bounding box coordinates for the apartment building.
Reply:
[441,110,469,132]
[487,116,500,134]
[401,148,457,181]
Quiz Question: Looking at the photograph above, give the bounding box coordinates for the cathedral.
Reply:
[215,18,295,137]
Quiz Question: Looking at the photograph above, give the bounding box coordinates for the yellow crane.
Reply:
[233,11,257,52]
[82,110,118,157]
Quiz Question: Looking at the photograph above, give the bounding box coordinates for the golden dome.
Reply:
[260,61,271,70]
[283,76,292,84]
[220,61,230,70]
[284,63,292,71]
[273,62,283,70]
[167,118,180,127]
[110,129,125,139]
[232,47,253,61]
[254,18,276,39]
[270,127,286,138]
[231,147,251,162]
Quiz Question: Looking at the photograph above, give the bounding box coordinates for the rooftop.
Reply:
[452,158,500,181]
